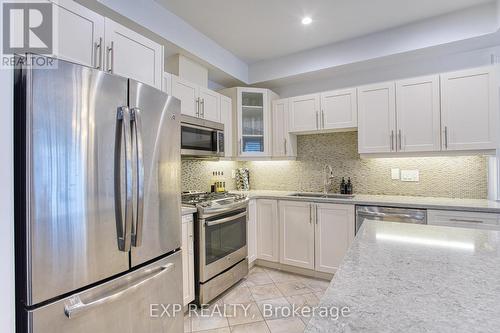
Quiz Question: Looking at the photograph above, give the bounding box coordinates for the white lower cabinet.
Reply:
[181,214,195,306]
[279,201,315,269]
[247,199,257,264]
[256,199,279,262]
[428,210,500,231]
[315,203,355,273]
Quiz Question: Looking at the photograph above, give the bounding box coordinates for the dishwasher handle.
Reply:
[356,211,425,221]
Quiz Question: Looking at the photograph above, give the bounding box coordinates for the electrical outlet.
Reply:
[231,170,236,179]
[391,168,400,180]
[401,170,419,182]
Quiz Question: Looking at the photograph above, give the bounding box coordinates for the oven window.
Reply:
[181,126,215,151]
[205,213,247,265]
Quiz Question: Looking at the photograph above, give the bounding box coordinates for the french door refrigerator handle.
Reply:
[131,107,144,247]
[114,106,133,252]
[64,263,175,319]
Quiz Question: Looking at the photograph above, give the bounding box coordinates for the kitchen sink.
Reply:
[288,192,355,199]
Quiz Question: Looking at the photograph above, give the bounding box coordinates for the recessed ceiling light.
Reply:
[301,17,312,25]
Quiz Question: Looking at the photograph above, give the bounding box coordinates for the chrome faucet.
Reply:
[323,164,334,194]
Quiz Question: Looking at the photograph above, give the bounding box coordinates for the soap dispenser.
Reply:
[346,177,353,195]
[340,177,346,194]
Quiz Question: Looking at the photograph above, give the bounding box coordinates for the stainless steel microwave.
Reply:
[181,115,224,157]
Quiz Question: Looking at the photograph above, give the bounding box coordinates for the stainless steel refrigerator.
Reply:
[14,55,183,333]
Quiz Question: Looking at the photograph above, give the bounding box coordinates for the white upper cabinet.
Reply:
[256,199,279,262]
[358,82,396,154]
[272,99,297,158]
[289,94,321,133]
[172,76,199,118]
[51,0,104,68]
[104,18,163,89]
[219,95,233,158]
[279,201,315,270]
[198,87,220,122]
[440,67,498,151]
[320,88,357,130]
[314,204,355,274]
[396,75,441,152]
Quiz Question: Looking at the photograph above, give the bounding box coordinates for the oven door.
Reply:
[199,209,248,282]
[181,123,222,157]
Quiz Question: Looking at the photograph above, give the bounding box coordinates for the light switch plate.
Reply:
[391,168,400,180]
[401,169,419,182]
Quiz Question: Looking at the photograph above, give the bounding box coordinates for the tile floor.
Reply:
[184,266,332,333]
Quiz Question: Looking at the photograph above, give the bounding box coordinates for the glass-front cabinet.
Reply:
[220,87,276,157]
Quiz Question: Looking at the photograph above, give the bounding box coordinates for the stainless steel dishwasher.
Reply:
[355,206,427,234]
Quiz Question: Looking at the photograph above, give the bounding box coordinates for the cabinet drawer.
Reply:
[428,210,500,230]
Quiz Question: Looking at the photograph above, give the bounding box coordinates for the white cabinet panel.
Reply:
[248,199,257,264]
[315,204,355,274]
[104,18,163,89]
[162,72,172,95]
[320,88,357,130]
[441,67,498,151]
[279,201,314,269]
[51,0,104,68]
[199,87,220,122]
[428,210,500,231]
[219,95,233,158]
[358,82,396,154]
[181,214,194,306]
[272,99,296,157]
[289,94,320,133]
[396,75,441,152]
[256,199,279,262]
[172,76,199,118]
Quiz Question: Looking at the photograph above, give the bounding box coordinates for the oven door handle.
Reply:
[205,211,247,227]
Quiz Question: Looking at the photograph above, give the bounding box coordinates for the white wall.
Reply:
[0,68,15,332]
[272,46,500,98]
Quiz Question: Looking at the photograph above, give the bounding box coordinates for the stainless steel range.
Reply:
[182,192,249,304]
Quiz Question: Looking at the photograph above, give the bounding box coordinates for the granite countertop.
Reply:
[181,206,197,215]
[306,221,500,333]
[230,190,500,213]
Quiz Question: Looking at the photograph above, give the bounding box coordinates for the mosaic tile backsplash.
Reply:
[182,132,488,199]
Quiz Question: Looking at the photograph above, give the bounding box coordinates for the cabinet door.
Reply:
[199,87,220,122]
[172,75,199,117]
[289,94,320,133]
[315,204,355,274]
[181,215,195,306]
[358,83,396,154]
[51,0,104,68]
[320,88,357,130]
[162,72,172,95]
[428,210,500,231]
[441,67,498,151]
[256,199,279,262]
[272,99,287,157]
[219,95,233,157]
[396,75,441,152]
[238,88,270,157]
[279,201,314,269]
[104,18,163,89]
[247,199,257,264]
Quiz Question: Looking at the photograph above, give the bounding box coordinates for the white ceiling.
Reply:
[155,0,493,64]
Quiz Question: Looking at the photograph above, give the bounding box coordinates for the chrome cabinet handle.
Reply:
[316,111,319,129]
[315,204,318,224]
[106,41,114,73]
[130,108,144,247]
[390,131,394,151]
[201,98,205,118]
[284,138,287,155]
[195,98,200,117]
[449,218,483,224]
[398,130,402,150]
[321,110,325,129]
[114,106,133,252]
[309,204,313,224]
[94,37,102,69]
[444,126,448,149]
[64,263,174,318]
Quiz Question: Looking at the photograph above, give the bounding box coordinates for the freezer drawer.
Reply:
[26,252,183,333]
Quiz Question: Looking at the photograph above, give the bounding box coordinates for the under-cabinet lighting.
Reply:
[301,17,312,25]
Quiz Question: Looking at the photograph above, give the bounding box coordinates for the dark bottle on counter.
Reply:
[340,177,346,194]
[346,177,353,195]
